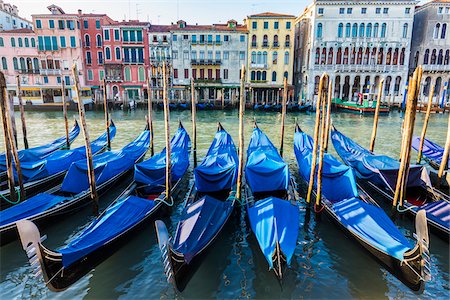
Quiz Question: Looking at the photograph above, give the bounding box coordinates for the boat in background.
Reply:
[333,95,390,115]
[331,126,449,240]
[244,123,299,282]
[156,123,238,292]
[294,125,430,292]
[16,123,190,292]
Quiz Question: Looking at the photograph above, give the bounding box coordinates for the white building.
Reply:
[294,0,417,104]
[0,0,32,31]
[410,0,450,106]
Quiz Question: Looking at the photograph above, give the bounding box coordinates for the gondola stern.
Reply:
[271,240,287,284]
[155,220,177,288]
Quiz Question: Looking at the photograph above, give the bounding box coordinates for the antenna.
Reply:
[177,0,180,20]
[136,3,141,20]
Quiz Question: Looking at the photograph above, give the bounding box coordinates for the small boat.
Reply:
[412,136,449,171]
[0,121,81,181]
[0,125,150,245]
[331,126,450,240]
[15,124,190,292]
[294,125,430,292]
[156,123,238,292]
[0,122,117,210]
[244,123,299,281]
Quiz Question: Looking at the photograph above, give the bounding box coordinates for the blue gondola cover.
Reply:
[412,136,449,167]
[246,128,289,193]
[134,127,190,192]
[17,125,116,183]
[0,122,80,172]
[248,197,299,268]
[194,129,238,193]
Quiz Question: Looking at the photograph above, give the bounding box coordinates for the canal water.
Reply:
[0,109,448,299]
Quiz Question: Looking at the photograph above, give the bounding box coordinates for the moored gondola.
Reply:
[156,123,238,292]
[294,125,431,292]
[331,126,450,240]
[412,136,449,171]
[15,123,190,292]
[0,123,150,245]
[243,123,299,282]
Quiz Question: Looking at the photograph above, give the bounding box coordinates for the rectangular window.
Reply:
[376,8,381,14]
[191,50,197,60]
[173,35,178,41]
[264,21,268,29]
[95,20,100,29]
[286,22,291,29]
[347,8,353,14]
[123,31,129,42]
[239,51,245,60]
[199,51,204,59]
[38,36,44,50]
[215,35,221,43]
[49,20,55,28]
[137,30,143,42]
[60,36,66,48]
[200,69,204,79]
[208,69,212,79]
[43,76,48,84]
[65,76,70,85]
[114,29,120,41]
[383,8,389,14]
[58,20,65,29]
[43,36,51,50]
[192,35,197,43]
[98,52,103,64]
[274,21,279,29]
[252,21,257,29]
[207,50,213,60]
[183,51,189,59]
[57,77,61,84]
[70,36,76,48]
[240,35,245,42]
[223,51,229,60]
[318,8,324,15]
[200,35,205,43]
[208,34,213,43]
[192,69,197,79]
[183,35,188,40]
[224,35,230,42]
[99,70,104,81]
[87,69,93,81]
[86,51,92,64]
[51,36,58,50]
[184,69,189,79]
[174,69,178,79]
[173,50,178,59]
[215,69,220,80]
[67,20,75,30]
[104,29,110,41]
[224,69,228,80]
[36,20,42,28]
[361,8,367,14]
[339,8,345,14]
[405,8,410,14]
[215,51,221,60]
[83,20,89,29]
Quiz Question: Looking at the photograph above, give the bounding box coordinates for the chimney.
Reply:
[78,9,82,15]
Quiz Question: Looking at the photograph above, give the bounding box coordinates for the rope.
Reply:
[0,187,21,205]
[396,202,418,213]
[314,202,325,213]
[155,195,174,207]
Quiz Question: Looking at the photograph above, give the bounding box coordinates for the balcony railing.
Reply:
[18,69,40,74]
[285,42,290,47]
[250,63,268,69]
[105,75,123,81]
[273,42,279,47]
[191,59,222,65]
[251,42,257,48]
[194,79,222,83]
[262,42,269,48]
[40,69,62,75]
[312,64,406,73]
[422,64,450,72]
[83,42,91,48]
[123,59,145,64]
[122,39,144,44]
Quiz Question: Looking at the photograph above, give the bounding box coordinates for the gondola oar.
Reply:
[369,79,385,152]
[102,79,111,150]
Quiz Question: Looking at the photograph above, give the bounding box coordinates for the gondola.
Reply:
[412,136,449,171]
[331,126,450,240]
[16,123,190,292]
[0,121,81,183]
[0,124,150,245]
[243,123,299,282]
[0,122,116,210]
[294,125,430,292]
[156,123,238,292]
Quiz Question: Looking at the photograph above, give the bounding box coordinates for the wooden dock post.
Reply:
[369,79,385,152]
[306,73,328,204]
[416,83,435,164]
[437,114,450,186]
[236,66,246,201]
[61,80,70,149]
[102,79,111,150]
[191,79,197,167]
[8,94,17,147]
[16,76,28,149]
[0,72,17,203]
[323,79,333,153]
[279,77,288,157]
[162,63,172,201]
[72,64,99,215]
[147,77,154,156]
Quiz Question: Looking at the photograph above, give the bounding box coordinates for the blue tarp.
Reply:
[294,130,358,202]
[59,195,156,267]
[333,198,412,260]
[172,195,233,263]
[413,200,450,231]
[331,128,431,190]
[412,136,449,167]
[247,197,299,268]
[60,130,150,194]
[0,122,80,173]
[17,125,117,183]
[245,128,289,193]
[134,127,190,193]
[194,129,238,193]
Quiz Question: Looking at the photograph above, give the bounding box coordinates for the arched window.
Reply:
[442,23,447,39]
[124,66,131,81]
[434,23,441,39]
[366,23,372,38]
[251,71,256,81]
[402,23,408,38]
[19,57,25,70]
[262,71,267,81]
[257,51,262,64]
[263,35,268,47]
[11,37,15,47]
[336,47,342,64]
[0,37,3,47]
[272,71,277,82]
[400,48,406,65]
[1,57,7,70]
[413,51,419,68]
[445,50,450,65]
[18,38,23,47]
[251,51,256,64]
[262,51,268,64]
[256,71,261,80]
[431,49,437,64]
[393,48,399,65]
[273,35,279,47]
[434,77,442,96]
[352,23,358,37]
[438,49,443,65]
[85,34,90,47]
[31,38,36,48]
[314,76,320,95]
[356,47,363,64]
[381,23,387,38]
[423,77,431,96]
[373,23,379,37]
[283,71,288,79]
[359,23,365,37]
[105,47,111,60]
[385,76,392,95]
[350,48,356,64]
[424,49,429,64]
[115,47,121,60]
[343,47,349,64]
[33,58,39,70]
[338,23,343,38]
[24,38,29,47]
[377,48,384,65]
[317,23,323,38]
[273,51,278,64]
[328,48,334,64]
[252,34,257,47]
[26,57,32,70]
[364,48,370,64]
[394,76,401,96]
[386,48,392,65]
[315,48,320,64]
[284,51,289,65]
[285,34,290,47]
[321,48,326,64]
[96,34,102,47]
[138,67,145,82]
[371,48,377,65]
[345,23,351,37]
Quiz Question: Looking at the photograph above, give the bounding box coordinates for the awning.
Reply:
[122,85,143,88]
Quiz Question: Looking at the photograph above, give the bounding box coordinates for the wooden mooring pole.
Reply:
[279,77,288,157]
[437,114,450,187]
[16,76,28,149]
[162,63,171,201]
[323,78,333,153]
[72,64,99,215]
[236,66,246,201]
[369,79,385,152]
[102,79,111,150]
[147,77,154,156]
[191,79,197,167]
[416,83,435,164]
[61,80,70,149]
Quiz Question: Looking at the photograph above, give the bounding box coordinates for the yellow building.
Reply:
[245,12,296,105]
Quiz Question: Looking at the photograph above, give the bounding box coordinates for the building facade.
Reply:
[410,0,450,105]
[295,0,417,104]
[0,0,32,31]
[245,12,295,105]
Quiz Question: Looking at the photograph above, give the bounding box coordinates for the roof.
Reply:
[248,12,296,18]
[0,28,34,34]
[171,23,248,32]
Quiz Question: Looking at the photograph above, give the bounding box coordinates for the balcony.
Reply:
[40,69,62,75]
[194,79,222,84]
[105,75,123,81]
[422,64,450,72]
[273,42,279,48]
[123,39,144,44]
[123,59,145,64]
[191,59,221,65]
[312,64,406,73]
[83,42,91,48]
[262,42,269,48]
[18,69,40,74]
[251,42,257,48]
[250,63,268,69]
[285,42,290,47]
